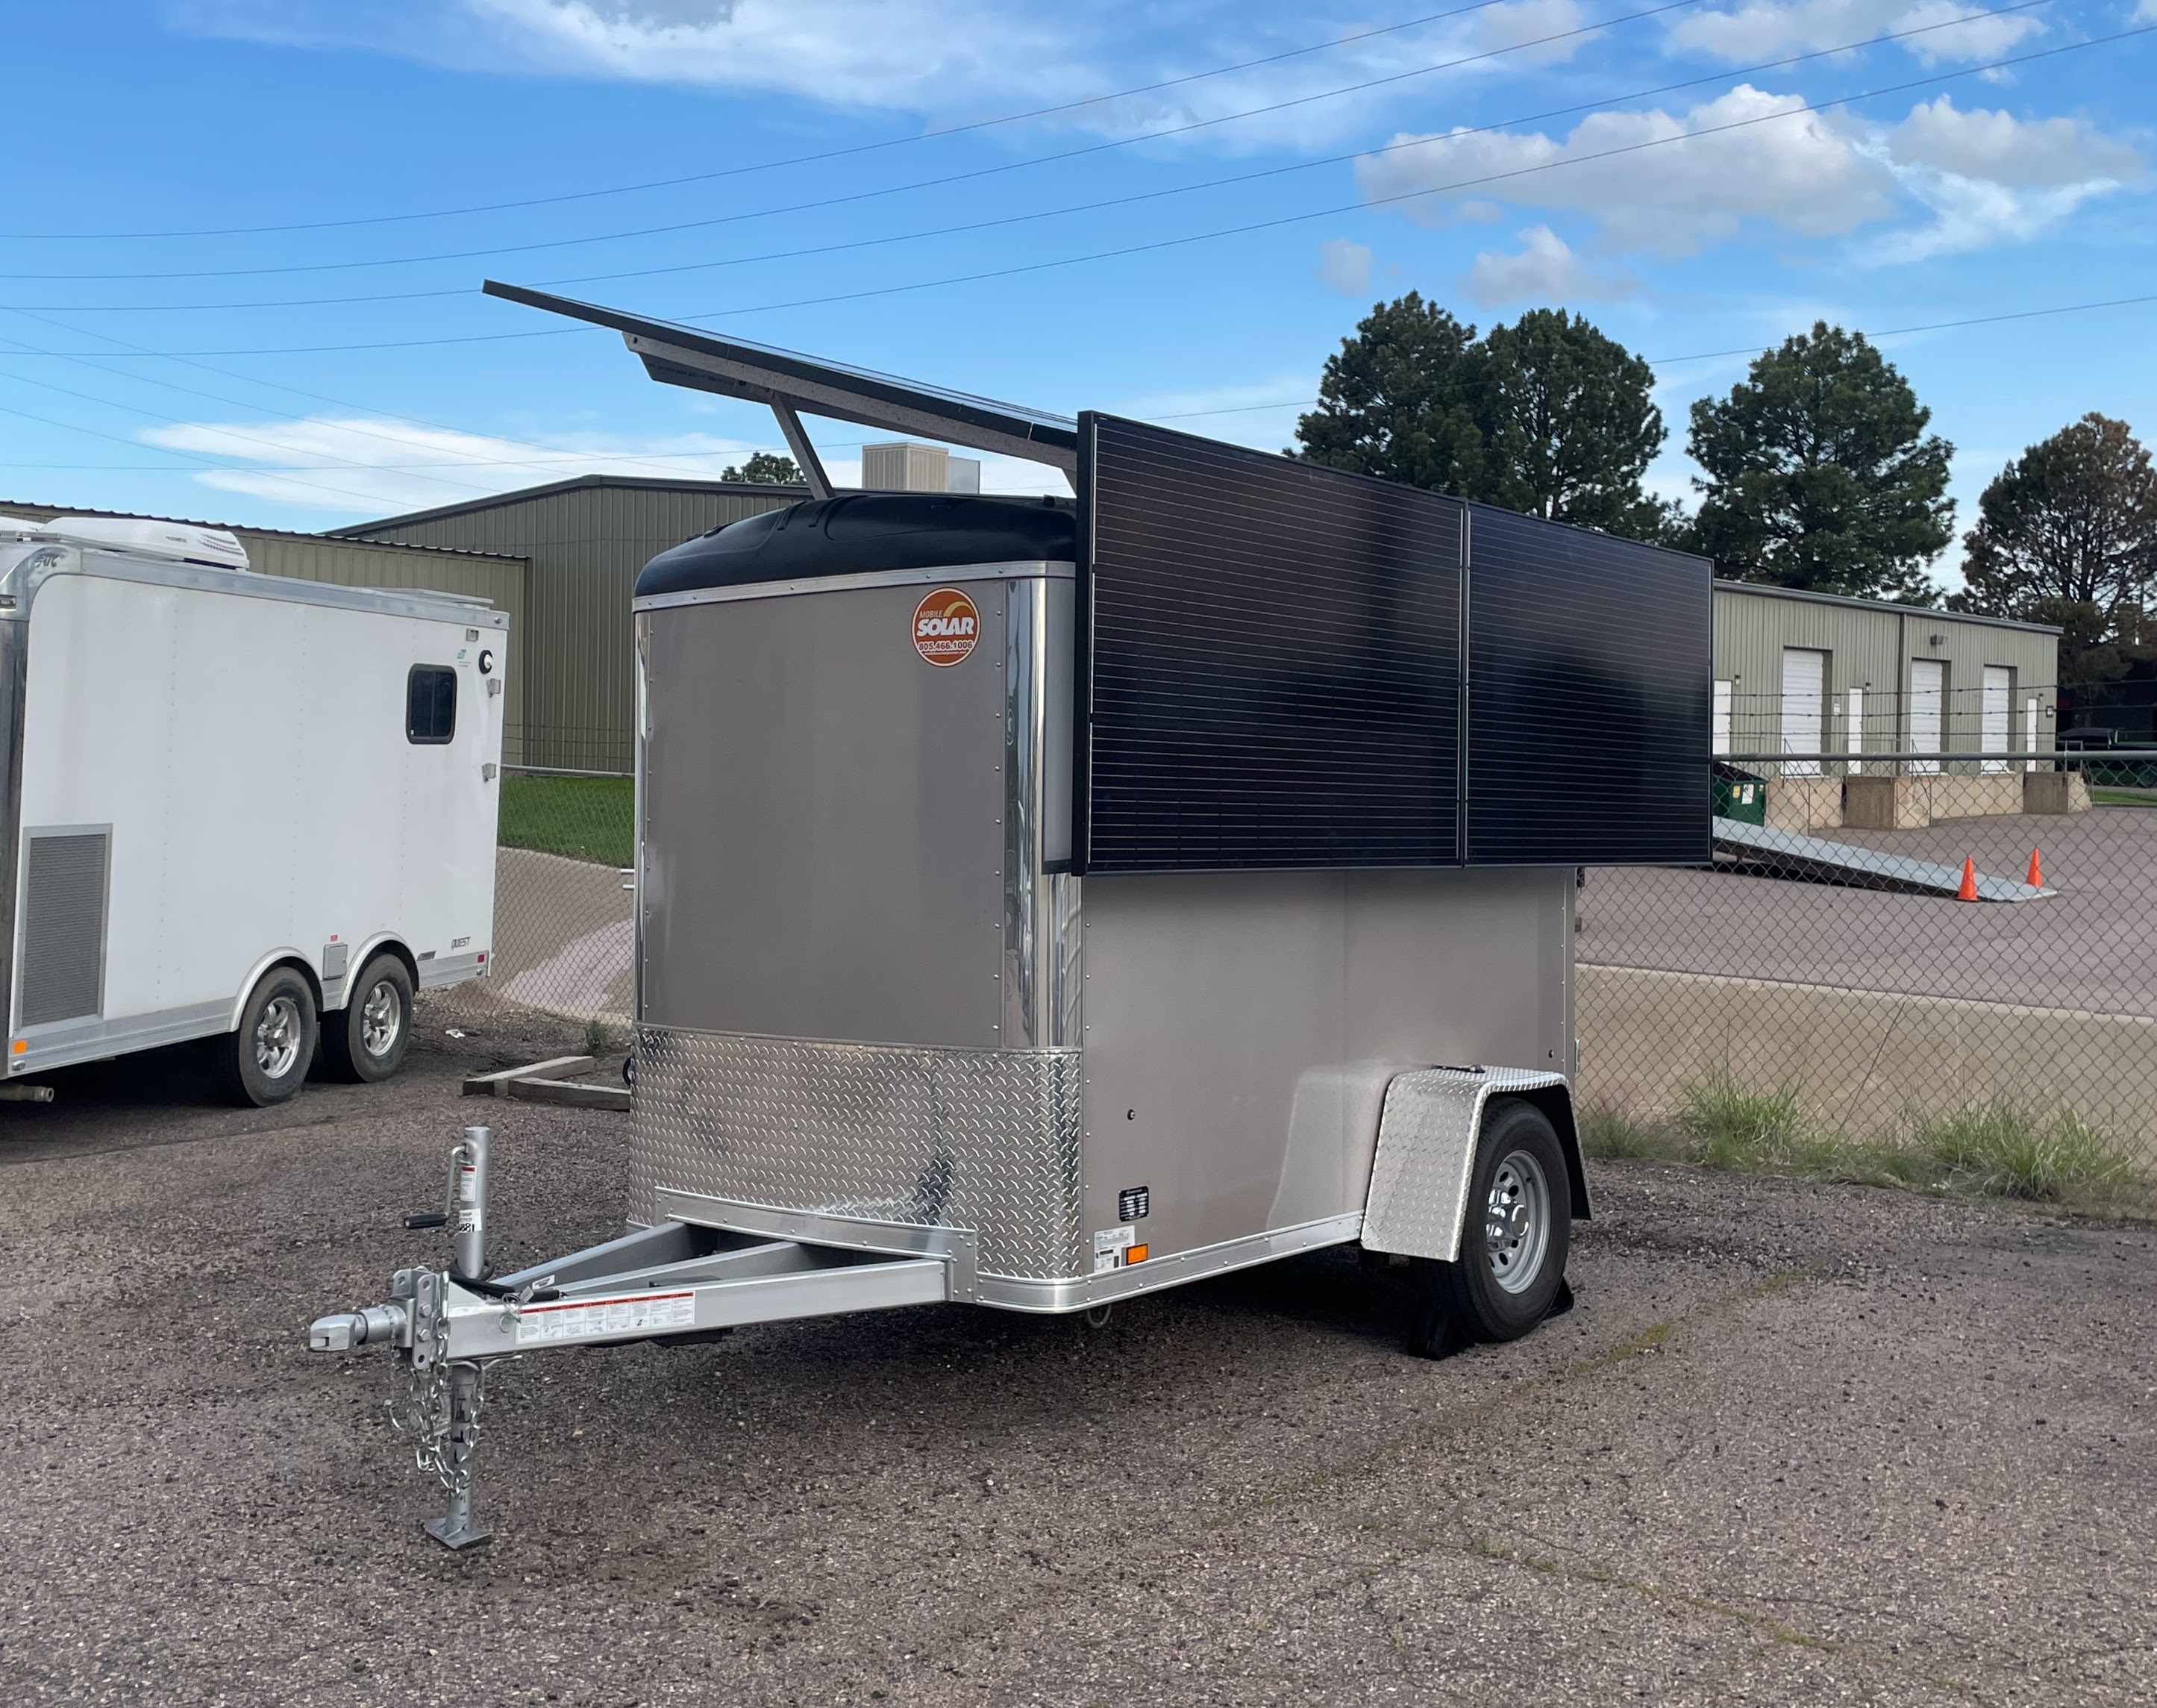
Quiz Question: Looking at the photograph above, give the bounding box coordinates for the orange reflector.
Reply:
[10,1040,23,1055]
[1127,1244,1148,1264]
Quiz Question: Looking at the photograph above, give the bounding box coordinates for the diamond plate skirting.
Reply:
[631,1027,1086,1281]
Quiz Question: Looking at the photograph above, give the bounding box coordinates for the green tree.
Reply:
[1687,322,1953,602]
[1949,413,2157,697]
[721,451,805,484]
[1479,308,1670,539]
[1293,293,1486,496]
[1294,297,1676,543]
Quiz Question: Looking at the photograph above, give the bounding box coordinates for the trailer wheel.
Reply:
[216,967,319,1107]
[319,954,413,1083]
[1406,1098,1570,1354]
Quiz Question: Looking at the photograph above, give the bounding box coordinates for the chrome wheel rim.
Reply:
[360,978,401,1058]
[253,993,304,1079]
[1485,1148,1551,1295]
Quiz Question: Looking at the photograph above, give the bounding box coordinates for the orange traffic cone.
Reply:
[2026,848,2044,887]
[1956,857,1979,902]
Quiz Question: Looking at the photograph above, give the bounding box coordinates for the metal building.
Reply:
[1712,581,2059,766]
[333,476,804,772]
[0,501,533,765]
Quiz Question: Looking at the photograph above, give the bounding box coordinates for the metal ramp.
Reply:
[1710,817,2056,902]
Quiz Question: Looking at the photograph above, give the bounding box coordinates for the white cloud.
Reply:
[1872,96,2143,260]
[1356,84,1894,256]
[139,416,770,513]
[1668,1,2045,67]
[170,1,1615,154]
[1474,0,1587,66]
[1317,237,1374,295]
[1889,95,2142,188]
[1462,225,1635,307]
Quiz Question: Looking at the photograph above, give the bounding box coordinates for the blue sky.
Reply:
[4,1,2153,589]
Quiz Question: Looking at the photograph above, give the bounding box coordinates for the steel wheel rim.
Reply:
[254,993,303,1079]
[360,978,401,1058]
[1485,1148,1551,1295]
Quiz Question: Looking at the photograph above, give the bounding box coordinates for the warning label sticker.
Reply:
[912,587,980,667]
[1092,1226,1134,1274]
[513,1289,695,1346]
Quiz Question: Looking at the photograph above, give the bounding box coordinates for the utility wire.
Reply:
[0,1,2050,314]
[0,0,1715,284]
[0,2,1533,242]
[0,15,2123,360]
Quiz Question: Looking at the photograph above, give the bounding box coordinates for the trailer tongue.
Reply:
[309,286,1711,1548]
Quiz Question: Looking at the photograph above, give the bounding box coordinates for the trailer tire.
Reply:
[1407,1098,1570,1353]
[319,954,413,1083]
[216,967,319,1107]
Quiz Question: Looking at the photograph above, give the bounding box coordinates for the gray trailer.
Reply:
[311,287,1711,1548]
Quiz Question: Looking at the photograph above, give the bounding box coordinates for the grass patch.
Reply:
[1577,1103,1680,1161]
[1594,1077,2150,1217]
[499,773,633,867]
[2091,787,2157,807]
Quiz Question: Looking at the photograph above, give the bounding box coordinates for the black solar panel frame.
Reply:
[1075,413,1465,874]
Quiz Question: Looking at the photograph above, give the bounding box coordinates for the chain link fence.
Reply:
[440,748,2157,1184]
[431,766,635,1042]
[1580,751,2157,1185]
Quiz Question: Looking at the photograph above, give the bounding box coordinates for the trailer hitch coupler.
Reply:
[308,1302,409,1353]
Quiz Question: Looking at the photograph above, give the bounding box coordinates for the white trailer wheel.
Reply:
[216,967,319,1108]
[319,954,415,1084]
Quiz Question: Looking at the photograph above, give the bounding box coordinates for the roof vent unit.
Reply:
[40,516,251,572]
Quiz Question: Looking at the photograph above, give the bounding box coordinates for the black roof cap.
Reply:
[637,491,1076,598]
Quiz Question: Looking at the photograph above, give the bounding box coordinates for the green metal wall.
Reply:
[2,502,533,764]
[339,478,799,772]
[1712,582,2060,762]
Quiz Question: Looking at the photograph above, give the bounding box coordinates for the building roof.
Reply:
[1712,577,2061,636]
[1,498,524,561]
[325,473,812,537]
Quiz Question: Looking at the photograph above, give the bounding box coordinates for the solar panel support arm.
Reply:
[768,401,833,501]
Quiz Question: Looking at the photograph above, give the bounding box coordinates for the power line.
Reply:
[0,2,1530,243]
[0,16,2128,362]
[0,0,1715,285]
[0,1,2052,316]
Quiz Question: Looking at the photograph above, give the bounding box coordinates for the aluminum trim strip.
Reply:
[10,996,231,1075]
[975,1213,1366,1313]
[417,950,487,991]
[635,560,1076,613]
[31,556,508,628]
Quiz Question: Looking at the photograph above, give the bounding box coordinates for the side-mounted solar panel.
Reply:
[1077,414,1464,873]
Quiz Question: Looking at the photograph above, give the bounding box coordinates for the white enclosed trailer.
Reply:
[0,515,505,1102]
[311,288,1710,1550]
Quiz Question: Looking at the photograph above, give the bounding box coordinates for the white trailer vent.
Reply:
[18,829,110,1027]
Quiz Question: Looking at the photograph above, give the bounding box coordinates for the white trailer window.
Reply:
[1712,680,1732,756]
[1780,648,1826,776]
[1982,666,2011,772]
[407,665,458,745]
[1909,658,1944,773]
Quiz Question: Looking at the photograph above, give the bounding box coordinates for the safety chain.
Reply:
[385,1272,495,1498]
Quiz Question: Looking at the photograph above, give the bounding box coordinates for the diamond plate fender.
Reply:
[1360,1068,1587,1262]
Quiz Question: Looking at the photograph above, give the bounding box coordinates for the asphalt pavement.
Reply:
[1,1017,2151,1707]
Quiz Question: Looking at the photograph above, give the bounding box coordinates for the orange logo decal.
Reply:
[912,587,980,667]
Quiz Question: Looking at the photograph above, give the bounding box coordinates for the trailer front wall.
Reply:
[638,579,1012,1049]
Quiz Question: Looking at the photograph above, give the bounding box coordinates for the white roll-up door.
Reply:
[1781,648,1826,775]
[1982,666,2011,772]
[1910,659,1945,772]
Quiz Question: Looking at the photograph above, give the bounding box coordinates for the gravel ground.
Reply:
[1,1022,2153,1707]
